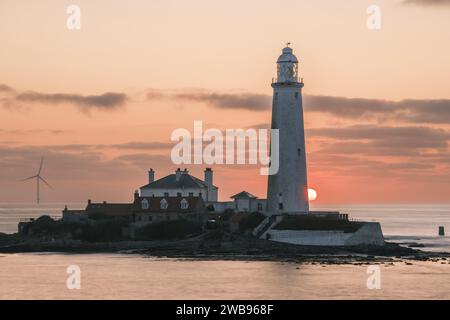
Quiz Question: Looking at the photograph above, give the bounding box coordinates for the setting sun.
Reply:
[308,188,317,201]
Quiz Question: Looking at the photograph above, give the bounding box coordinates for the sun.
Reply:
[308,188,317,201]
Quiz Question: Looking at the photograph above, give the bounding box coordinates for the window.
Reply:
[279,203,283,210]
[177,192,182,197]
[180,198,189,209]
[141,199,149,210]
[295,92,299,99]
[164,192,169,197]
[160,198,168,210]
[297,148,301,156]
[257,203,263,211]
[188,192,194,197]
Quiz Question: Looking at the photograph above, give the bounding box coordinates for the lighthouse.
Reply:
[266,44,309,215]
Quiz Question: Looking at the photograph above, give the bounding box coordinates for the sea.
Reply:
[0,203,449,299]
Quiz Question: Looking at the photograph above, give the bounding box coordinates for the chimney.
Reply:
[88,199,91,205]
[204,168,213,188]
[134,190,139,200]
[148,169,155,184]
[175,168,182,181]
[183,168,189,175]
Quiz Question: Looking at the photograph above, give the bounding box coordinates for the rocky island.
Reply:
[1,213,448,265]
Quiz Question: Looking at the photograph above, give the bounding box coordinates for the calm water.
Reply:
[0,203,450,299]
[0,253,449,299]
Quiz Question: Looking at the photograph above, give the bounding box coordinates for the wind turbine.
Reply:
[20,157,52,204]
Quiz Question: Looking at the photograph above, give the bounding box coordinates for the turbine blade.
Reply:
[19,175,37,182]
[38,157,44,175]
[39,176,53,189]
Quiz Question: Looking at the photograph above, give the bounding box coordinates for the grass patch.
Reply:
[75,219,128,242]
[238,212,266,233]
[135,220,203,241]
[274,216,362,233]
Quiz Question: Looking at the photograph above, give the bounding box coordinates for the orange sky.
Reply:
[0,0,449,204]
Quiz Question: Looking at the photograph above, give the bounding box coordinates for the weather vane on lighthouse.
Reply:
[286,42,291,47]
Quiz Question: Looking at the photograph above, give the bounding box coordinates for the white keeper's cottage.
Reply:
[140,168,218,202]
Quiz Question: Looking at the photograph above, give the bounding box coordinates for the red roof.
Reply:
[86,202,133,217]
[230,191,257,199]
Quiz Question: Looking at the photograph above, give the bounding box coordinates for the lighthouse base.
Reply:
[257,212,385,247]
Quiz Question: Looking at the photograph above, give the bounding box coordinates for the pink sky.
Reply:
[0,0,449,204]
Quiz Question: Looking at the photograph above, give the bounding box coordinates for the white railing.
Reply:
[272,77,303,84]
[252,217,270,237]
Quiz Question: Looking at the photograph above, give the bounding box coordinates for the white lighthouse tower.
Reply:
[266,44,309,215]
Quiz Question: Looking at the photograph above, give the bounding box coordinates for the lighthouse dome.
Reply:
[277,46,298,63]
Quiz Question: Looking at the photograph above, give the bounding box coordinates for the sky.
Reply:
[0,0,449,204]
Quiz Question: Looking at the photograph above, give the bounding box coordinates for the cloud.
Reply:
[306,125,450,166]
[308,152,434,173]
[304,96,450,124]
[304,96,394,118]
[0,84,14,93]
[3,141,175,152]
[4,85,450,123]
[147,89,450,124]
[15,91,127,113]
[0,84,128,114]
[174,92,270,111]
[0,145,173,202]
[308,125,450,149]
[147,90,271,111]
[110,141,173,150]
[0,129,67,136]
[403,0,450,6]
[114,153,170,168]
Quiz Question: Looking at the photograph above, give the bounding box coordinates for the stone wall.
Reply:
[267,222,385,246]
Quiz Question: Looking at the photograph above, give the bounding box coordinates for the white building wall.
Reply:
[205,199,266,214]
[235,198,251,212]
[140,187,208,201]
[208,188,218,202]
[250,199,267,213]
[206,201,234,213]
[268,230,350,246]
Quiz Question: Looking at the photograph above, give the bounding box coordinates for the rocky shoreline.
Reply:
[1,231,449,264]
